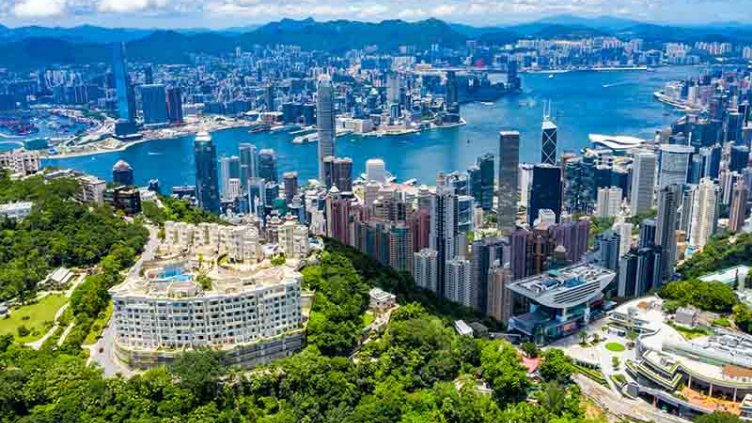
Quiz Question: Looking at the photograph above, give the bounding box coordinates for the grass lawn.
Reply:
[0,294,68,343]
[668,322,712,340]
[605,341,626,352]
[363,312,375,327]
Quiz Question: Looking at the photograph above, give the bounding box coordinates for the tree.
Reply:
[480,341,531,406]
[520,342,539,358]
[578,331,588,345]
[538,348,573,383]
[695,411,744,423]
[168,349,226,404]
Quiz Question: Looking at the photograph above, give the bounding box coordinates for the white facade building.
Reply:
[689,178,719,249]
[446,257,472,307]
[630,150,657,215]
[596,186,623,218]
[413,248,438,293]
[0,149,40,176]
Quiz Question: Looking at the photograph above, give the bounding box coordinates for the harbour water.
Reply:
[44,66,697,188]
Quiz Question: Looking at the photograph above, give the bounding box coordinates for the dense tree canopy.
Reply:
[141,196,227,226]
[659,279,738,313]
[678,233,752,279]
[0,173,148,301]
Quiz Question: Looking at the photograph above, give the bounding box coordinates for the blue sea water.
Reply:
[44,66,697,189]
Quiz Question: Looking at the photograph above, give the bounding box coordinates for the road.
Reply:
[574,374,691,423]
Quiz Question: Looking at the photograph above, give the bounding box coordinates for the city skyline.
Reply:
[1,1,751,28]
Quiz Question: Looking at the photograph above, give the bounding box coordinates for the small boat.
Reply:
[548,74,554,79]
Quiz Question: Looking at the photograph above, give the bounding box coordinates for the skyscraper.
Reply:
[430,181,458,297]
[258,149,277,183]
[729,179,749,233]
[220,156,241,201]
[413,248,438,293]
[283,172,299,204]
[446,257,472,306]
[498,131,520,234]
[194,131,220,213]
[541,105,557,165]
[658,144,694,189]
[112,160,134,186]
[365,158,386,183]
[166,86,183,124]
[689,178,719,249]
[470,238,505,313]
[528,164,562,225]
[112,42,135,122]
[592,230,620,271]
[324,157,353,192]
[630,150,657,215]
[596,187,622,218]
[316,74,335,182]
[469,153,494,211]
[139,84,168,125]
[656,184,681,281]
[239,143,258,189]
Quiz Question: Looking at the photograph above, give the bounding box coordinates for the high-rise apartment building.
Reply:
[139,84,168,125]
[689,178,719,249]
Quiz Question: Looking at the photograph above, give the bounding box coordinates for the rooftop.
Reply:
[507,263,616,309]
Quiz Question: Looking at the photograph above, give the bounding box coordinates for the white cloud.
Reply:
[97,0,172,13]
[13,0,66,17]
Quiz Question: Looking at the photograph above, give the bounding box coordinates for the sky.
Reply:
[0,0,750,29]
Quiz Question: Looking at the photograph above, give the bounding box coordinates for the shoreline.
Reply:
[43,117,468,160]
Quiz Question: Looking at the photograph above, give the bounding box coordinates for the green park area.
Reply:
[605,342,626,352]
[0,294,68,343]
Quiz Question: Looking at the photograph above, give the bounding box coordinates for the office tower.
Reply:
[564,157,595,214]
[166,87,183,124]
[656,184,681,281]
[446,257,472,306]
[658,144,693,189]
[220,156,241,200]
[239,143,258,189]
[639,219,657,248]
[140,84,168,125]
[194,131,220,213]
[730,180,749,233]
[316,74,335,181]
[413,248,438,293]
[468,153,495,211]
[457,195,474,235]
[596,187,622,218]
[730,145,750,173]
[112,42,136,124]
[226,179,241,202]
[487,262,513,323]
[613,215,633,256]
[265,84,275,111]
[528,164,562,225]
[498,131,520,234]
[112,160,134,186]
[323,156,353,192]
[445,70,459,113]
[143,66,153,85]
[365,158,386,183]
[689,178,719,249]
[541,105,557,165]
[630,150,657,215]
[699,145,722,180]
[283,172,299,204]
[471,238,505,313]
[386,72,401,105]
[258,149,277,183]
[619,246,662,298]
[592,230,620,271]
[430,182,458,297]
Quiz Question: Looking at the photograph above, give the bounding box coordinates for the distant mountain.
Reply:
[0,25,154,43]
[241,18,466,52]
[2,16,752,69]
[534,15,643,31]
